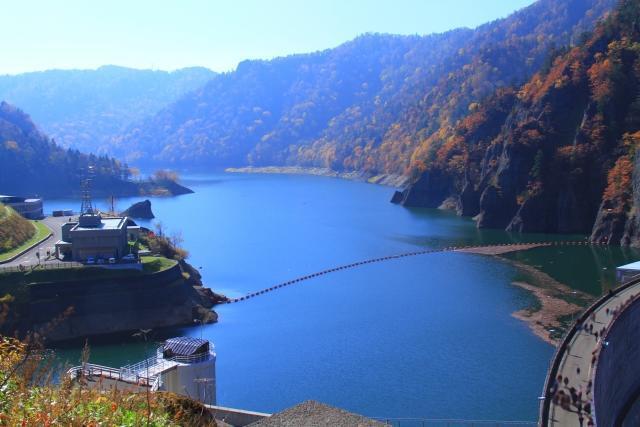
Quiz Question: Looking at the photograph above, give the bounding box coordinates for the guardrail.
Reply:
[68,363,159,387]
[119,347,216,380]
[0,261,84,274]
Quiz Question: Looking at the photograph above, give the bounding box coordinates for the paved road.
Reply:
[545,281,640,425]
[4,216,72,267]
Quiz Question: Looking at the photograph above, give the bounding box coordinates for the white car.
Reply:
[108,257,116,264]
[86,257,95,265]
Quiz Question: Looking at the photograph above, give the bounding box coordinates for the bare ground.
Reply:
[505,259,592,346]
[454,242,552,255]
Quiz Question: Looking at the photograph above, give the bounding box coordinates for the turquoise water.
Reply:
[46,173,636,421]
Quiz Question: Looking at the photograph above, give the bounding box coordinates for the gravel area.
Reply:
[248,401,385,427]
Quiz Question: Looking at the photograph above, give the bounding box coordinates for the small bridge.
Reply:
[225,241,606,304]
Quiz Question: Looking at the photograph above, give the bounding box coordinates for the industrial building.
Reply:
[55,213,140,262]
[0,194,43,219]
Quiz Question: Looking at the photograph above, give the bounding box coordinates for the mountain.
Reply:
[0,66,215,153]
[0,102,191,198]
[396,0,640,245]
[112,0,616,171]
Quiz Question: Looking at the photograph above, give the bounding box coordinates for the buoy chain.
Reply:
[226,240,607,304]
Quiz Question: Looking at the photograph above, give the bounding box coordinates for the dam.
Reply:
[540,276,640,426]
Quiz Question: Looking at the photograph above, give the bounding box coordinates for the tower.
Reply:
[78,166,101,227]
[80,166,95,216]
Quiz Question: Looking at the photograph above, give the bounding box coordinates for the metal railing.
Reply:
[0,261,83,274]
[119,347,215,380]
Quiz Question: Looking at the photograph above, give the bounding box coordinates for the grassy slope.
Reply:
[0,206,51,262]
[0,221,51,262]
[141,256,178,273]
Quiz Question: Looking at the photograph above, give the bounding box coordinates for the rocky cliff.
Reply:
[396,0,640,246]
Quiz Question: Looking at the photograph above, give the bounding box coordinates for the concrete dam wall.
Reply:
[594,296,640,426]
[27,264,194,341]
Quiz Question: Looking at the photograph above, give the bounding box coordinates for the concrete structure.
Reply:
[539,275,640,426]
[0,194,43,219]
[616,260,640,283]
[55,213,140,261]
[69,337,216,405]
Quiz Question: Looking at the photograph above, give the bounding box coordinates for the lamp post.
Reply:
[193,319,204,339]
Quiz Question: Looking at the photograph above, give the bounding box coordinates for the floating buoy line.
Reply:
[225,241,606,304]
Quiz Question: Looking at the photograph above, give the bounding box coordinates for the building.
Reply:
[55,213,140,261]
[616,260,640,283]
[0,195,43,219]
[68,337,216,406]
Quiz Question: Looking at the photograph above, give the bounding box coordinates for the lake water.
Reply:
[47,172,640,421]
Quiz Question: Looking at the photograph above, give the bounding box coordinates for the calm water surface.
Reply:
[47,173,640,421]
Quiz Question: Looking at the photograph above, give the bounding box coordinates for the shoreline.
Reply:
[503,258,593,346]
[460,246,593,346]
[225,166,408,188]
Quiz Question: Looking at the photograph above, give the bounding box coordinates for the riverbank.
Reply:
[225,166,408,188]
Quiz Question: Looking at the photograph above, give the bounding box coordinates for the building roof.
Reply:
[248,401,385,427]
[163,337,210,357]
[73,216,126,231]
[0,195,26,203]
[618,261,640,271]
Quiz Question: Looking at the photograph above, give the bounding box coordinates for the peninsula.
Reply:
[0,199,225,342]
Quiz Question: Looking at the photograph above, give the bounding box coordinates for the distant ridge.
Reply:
[0,102,190,197]
[110,0,615,174]
[0,66,215,153]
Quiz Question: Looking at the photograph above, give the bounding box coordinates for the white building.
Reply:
[616,261,640,284]
[0,195,43,219]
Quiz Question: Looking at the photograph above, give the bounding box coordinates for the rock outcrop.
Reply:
[121,199,155,219]
[181,260,229,325]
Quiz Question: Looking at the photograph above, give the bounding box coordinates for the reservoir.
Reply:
[47,172,639,421]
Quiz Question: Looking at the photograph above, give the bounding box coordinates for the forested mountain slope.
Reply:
[113,0,615,171]
[0,102,189,198]
[0,66,214,153]
[396,0,640,245]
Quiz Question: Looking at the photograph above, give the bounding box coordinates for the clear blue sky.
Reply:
[2,0,536,75]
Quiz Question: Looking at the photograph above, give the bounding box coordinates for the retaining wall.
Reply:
[25,264,194,341]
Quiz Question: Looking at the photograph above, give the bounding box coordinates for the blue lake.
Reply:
[49,172,631,421]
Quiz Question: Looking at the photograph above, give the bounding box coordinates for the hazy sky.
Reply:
[2,0,536,75]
